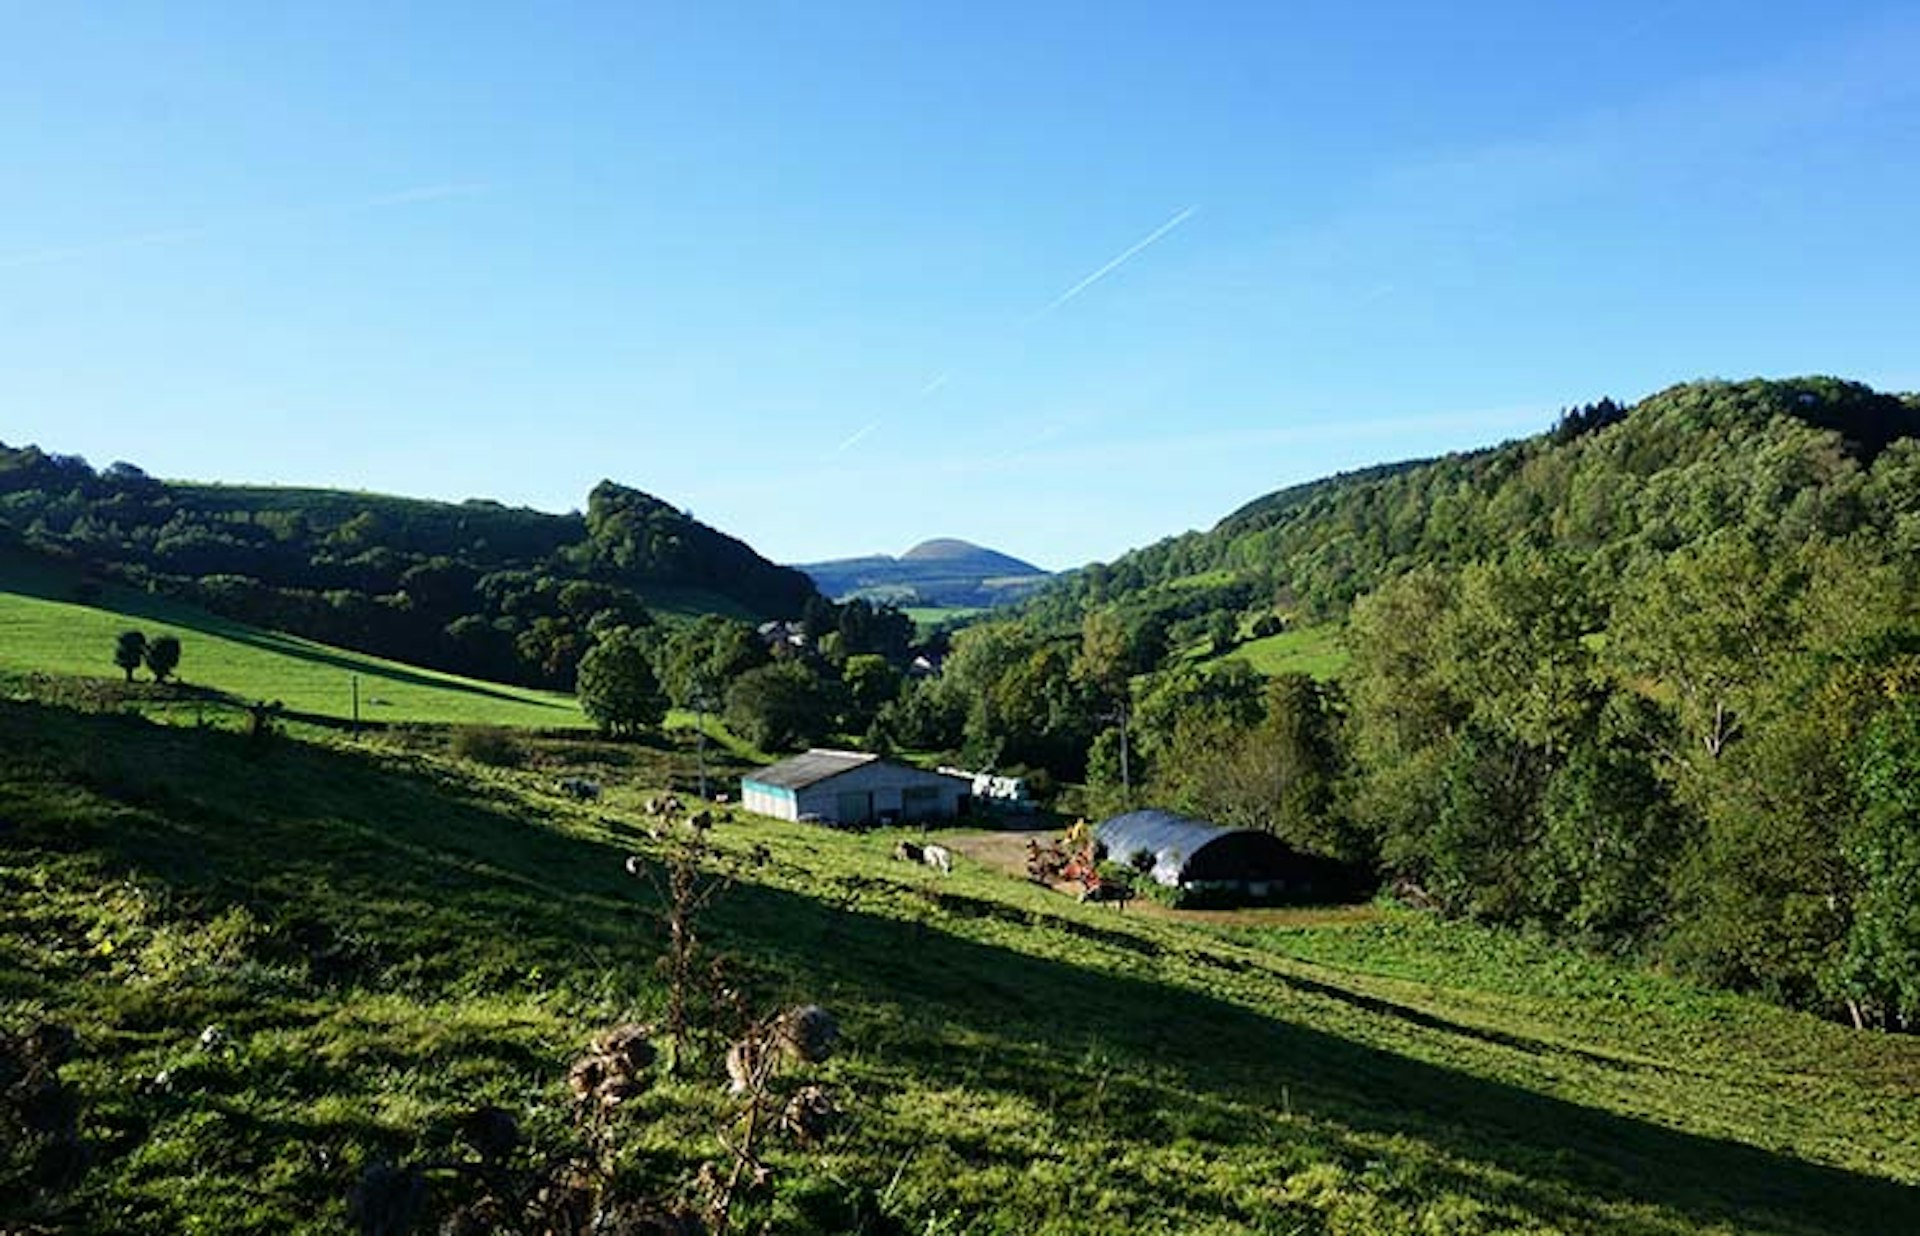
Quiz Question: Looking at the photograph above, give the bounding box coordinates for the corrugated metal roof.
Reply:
[1099,809,1352,898]
[1097,810,1229,865]
[1097,809,1300,886]
[742,749,880,791]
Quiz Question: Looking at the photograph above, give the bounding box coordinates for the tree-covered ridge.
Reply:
[1032,377,1920,628]
[0,450,819,691]
[579,481,815,613]
[898,376,1920,1029]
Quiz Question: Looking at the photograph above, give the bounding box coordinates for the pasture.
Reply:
[1218,622,1349,680]
[4,690,1917,1234]
[0,554,583,728]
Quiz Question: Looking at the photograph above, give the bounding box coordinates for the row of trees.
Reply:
[574,603,922,751]
[111,631,181,683]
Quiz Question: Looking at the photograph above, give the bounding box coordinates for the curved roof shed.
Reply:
[1096,810,1302,890]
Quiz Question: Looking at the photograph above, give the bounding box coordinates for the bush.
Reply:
[450,726,524,767]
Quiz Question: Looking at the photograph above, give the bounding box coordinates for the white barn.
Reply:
[740,749,970,826]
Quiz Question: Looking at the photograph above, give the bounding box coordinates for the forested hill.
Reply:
[0,453,818,690]
[1026,376,1920,629]
[972,375,1920,1028]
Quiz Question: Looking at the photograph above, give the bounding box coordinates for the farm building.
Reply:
[740,749,970,826]
[938,766,1032,811]
[1096,809,1349,903]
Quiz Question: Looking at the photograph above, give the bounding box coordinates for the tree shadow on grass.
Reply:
[714,882,1919,1235]
[6,700,1914,1235]
[192,625,572,712]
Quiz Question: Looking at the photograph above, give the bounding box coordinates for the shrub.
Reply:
[449,726,524,767]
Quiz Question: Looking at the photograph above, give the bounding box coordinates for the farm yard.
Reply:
[941,827,1382,928]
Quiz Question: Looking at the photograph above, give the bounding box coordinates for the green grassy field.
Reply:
[1218,623,1349,680]
[4,692,1917,1234]
[0,555,583,728]
[904,605,989,633]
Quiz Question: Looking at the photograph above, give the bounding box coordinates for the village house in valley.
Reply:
[740,749,971,826]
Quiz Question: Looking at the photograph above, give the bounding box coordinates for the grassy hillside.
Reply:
[904,604,989,632]
[0,445,821,693]
[0,554,582,729]
[5,693,1918,1234]
[1214,624,1348,680]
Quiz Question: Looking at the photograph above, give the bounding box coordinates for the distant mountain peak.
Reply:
[796,538,1050,608]
[900,538,1043,574]
[902,537,984,561]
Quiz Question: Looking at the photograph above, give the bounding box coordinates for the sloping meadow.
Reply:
[3,699,1917,1234]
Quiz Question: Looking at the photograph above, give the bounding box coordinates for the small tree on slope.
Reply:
[143,634,181,683]
[113,630,146,682]
[577,626,666,738]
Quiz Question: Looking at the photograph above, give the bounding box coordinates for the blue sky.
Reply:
[4,2,1917,570]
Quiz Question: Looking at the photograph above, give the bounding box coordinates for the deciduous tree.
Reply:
[143,633,181,683]
[113,630,146,682]
[577,627,667,738]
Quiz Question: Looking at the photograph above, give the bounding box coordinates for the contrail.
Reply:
[833,420,882,455]
[1027,204,1197,322]
[830,204,1197,461]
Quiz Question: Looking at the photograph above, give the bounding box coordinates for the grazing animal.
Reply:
[1079,880,1135,910]
[892,841,925,864]
[556,777,601,802]
[922,844,953,875]
[686,808,714,831]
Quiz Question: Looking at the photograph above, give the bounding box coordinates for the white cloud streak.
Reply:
[832,420,882,456]
[1026,205,1197,323]
[829,205,1199,461]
